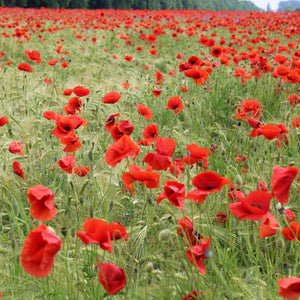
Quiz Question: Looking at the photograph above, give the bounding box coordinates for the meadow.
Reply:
[0,6,300,300]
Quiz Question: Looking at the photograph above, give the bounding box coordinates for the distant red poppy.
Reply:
[44,78,52,85]
[186,171,231,203]
[48,59,59,66]
[184,144,209,169]
[9,141,24,156]
[137,104,152,120]
[124,55,132,61]
[63,89,73,96]
[18,63,32,72]
[103,91,121,104]
[156,70,163,85]
[166,96,184,115]
[76,218,128,253]
[25,49,41,64]
[282,222,300,241]
[105,135,140,167]
[271,166,298,204]
[58,154,75,174]
[149,48,158,55]
[12,161,25,179]
[181,291,204,300]
[21,224,61,277]
[105,113,120,132]
[0,116,9,126]
[235,99,263,120]
[186,238,211,274]
[157,180,186,211]
[61,62,69,68]
[184,67,209,86]
[27,185,56,221]
[278,277,300,300]
[259,213,278,239]
[229,190,273,221]
[73,166,90,176]
[216,212,227,223]
[210,46,223,58]
[284,209,296,223]
[97,263,126,295]
[292,116,300,127]
[73,86,89,97]
[121,164,160,194]
[152,88,162,97]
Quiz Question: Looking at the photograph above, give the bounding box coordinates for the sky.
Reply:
[249,0,281,11]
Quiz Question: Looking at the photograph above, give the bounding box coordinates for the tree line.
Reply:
[1,0,260,11]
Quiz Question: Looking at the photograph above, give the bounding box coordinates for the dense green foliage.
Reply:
[278,0,300,11]
[1,0,260,11]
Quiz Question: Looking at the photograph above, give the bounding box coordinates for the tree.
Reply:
[266,2,272,11]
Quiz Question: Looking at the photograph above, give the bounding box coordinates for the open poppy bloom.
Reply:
[271,166,298,204]
[186,238,211,274]
[21,224,61,277]
[97,263,126,295]
[52,116,76,139]
[103,91,121,104]
[260,213,279,238]
[235,99,263,120]
[186,171,231,204]
[18,63,32,72]
[60,133,82,152]
[136,104,152,120]
[278,277,300,300]
[77,218,128,253]
[139,123,160,145]
[184,144,209,168]
[64,97,82,115]
[12,161,25,179]
[142,137,175,170]
[72,86,89,97]
[157,180,186,211]
[261,124,281,140]
[9,141,24,156]
[153,88,162,97]
[0,116,9,126]
[281,222,300,241]
[27,185,56,221]
[105,135,140,167]
[121,164,160,194]
[229,190,273,221]
[166,96,184,115]
[58,154,76,174]
[184,66,209,86]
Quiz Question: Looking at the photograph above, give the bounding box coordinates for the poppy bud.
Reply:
[276,237,285,249]
[61,227,67,237]
[159,229,171,241]
[234,175,243,188]
[145,262,153,273]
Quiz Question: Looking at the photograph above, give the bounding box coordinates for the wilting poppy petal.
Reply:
[260,213,279,238]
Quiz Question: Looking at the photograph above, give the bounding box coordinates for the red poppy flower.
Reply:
[43,78,52,85]
[188,56,202,66]
[149,48,158,56]
[292,116,300,128]
[21,224,61,277]
[157,180,186,211]
[177,216,194,238]
[61,62,69,68]
[142,137,176,170]
[169,158,185,178]
[184,66,209,86]
[64,97,82,115]
[137,104,152,120]
[60,133,82,152]
[121,82,130,89]
[9,141,24,156]
[124,55,132,61]
[260,213,279,238]
[27,185,56,221]
[25,49,41,64]
[271,166,298,204]
[74,166,90,176]
[52,116,75,139]
[48,59,59,66]
[278,277,300,300]
[97,263,126,295]
[0,116,9,126]
[43,111,57,121]
[63,89,73,96]
[76,218,128,253]
[118,120,134,136]
[103,91,121,104]
[156,70,163,85]
[12,161,25,179]
[216,212,227,223]
[183,144,209,168]
[282,222,300,241]
[186,238,211,274]
[121,164,160,194]
[105,135,140,167]
[152,88,162,97]
[166,96,184,115]
[105,113,120,132]
[140,124,159,145]
[18,63,32,72]
[261,124,281,140]
[72,86,89,97]
[181,291,204,300]
[284,209,296,223]
[186,171,231,204]
[229,190,273,221]
[58,154,75,174]
[210,46,223,58]
[235,99,263,120]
